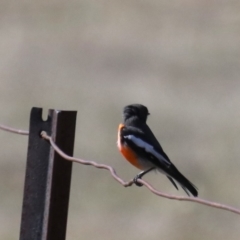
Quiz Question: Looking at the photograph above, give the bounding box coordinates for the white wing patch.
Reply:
[124,135,170,165]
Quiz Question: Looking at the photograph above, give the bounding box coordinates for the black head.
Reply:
[123,104,150,122]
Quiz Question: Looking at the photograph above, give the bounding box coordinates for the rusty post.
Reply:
[19,108,77,240]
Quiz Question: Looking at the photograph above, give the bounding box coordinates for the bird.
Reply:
[117,104,198,197]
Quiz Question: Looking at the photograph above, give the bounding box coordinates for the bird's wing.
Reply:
[121,126,171,167]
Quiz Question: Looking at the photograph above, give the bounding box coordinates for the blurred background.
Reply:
[1,0,240,239]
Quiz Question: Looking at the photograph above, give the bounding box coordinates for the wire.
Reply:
[41,131,240,216]
[0,124,240,216]
[0,124,29,135]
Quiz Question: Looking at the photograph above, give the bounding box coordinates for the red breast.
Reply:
[117,124,143,170]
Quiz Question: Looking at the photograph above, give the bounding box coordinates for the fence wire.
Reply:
[1,123,240,216]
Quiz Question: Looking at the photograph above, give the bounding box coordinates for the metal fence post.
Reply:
[19,107,77,240]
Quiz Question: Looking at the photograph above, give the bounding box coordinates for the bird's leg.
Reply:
[133,167,155,187]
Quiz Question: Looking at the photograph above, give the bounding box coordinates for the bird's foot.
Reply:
[133,167,155,187]
[133,174,143,187]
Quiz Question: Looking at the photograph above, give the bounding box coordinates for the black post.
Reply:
[19,108,77,240]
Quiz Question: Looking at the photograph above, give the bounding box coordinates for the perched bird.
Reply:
[117,104,198,197]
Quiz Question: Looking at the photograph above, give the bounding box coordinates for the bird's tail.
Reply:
[167,165,198,197]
